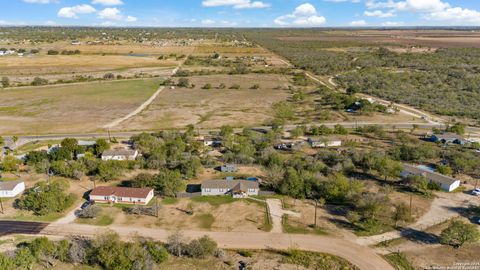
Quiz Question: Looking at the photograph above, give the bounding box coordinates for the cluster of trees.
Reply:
[15,179,76,216]
[47,50,81,55]
[23,138,112,180]
[0,231,220,270]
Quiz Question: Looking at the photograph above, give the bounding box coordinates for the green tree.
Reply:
[374,157,402,182]
[280,168,305,199]
[334,124,349,135]
[61,138,78,153]
[154,169,184,197]
[0,253,14,270]
[94,139,110,155]
[145,241,169,263]
[1,155,19,172]
[16,180,76,215]
[1,77,9,88]
[440,220,480,248]
[437,164,453,176]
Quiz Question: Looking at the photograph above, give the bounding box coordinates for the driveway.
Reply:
[357,192,479,246]
[266,199,301,233]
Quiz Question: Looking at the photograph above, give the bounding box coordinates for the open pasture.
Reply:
[0,78,161,134]
[115,74,291,131]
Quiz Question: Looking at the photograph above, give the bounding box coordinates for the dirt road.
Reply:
[40,223,394,270]
[266,199,301,233]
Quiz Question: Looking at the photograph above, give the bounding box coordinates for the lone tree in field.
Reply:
[1,77,9,88]
[440,220,480,248]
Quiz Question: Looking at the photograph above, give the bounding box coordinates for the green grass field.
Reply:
[0,78,161,135]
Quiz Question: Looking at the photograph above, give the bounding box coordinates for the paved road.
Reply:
[39,223,394,270]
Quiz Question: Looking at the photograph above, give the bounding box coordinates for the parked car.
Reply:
[471,188,480,196]
[81,200,95,209]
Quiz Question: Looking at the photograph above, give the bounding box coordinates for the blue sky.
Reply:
[2,0,480,27]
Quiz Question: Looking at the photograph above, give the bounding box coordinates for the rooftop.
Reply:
[0,181,24,191]
[90,186,152,198]
[202,180,259,191]
[102,149,137,156]
[403,164,460,186]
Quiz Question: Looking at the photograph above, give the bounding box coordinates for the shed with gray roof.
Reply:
[0,181,25,198]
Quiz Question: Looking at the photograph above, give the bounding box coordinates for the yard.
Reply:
[114,74,291,130]
[74,197,269,232]
[0,78,161,134]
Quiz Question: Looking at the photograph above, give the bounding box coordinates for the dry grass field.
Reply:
[0,78,161,134]
[275,29,480,48]
[115,74,291,131]
[0,54,176,76]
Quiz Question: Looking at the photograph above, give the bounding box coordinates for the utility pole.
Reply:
[0,197,3,214]
[475,179,478,190]
[314,199,318,228]
[409,194,413,218]
[107,129,112,142]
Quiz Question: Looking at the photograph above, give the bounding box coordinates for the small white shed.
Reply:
[0,181,25,198]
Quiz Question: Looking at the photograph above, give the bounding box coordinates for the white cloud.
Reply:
[350,20,368,26]
[364,10,395,17]
[366,0,449,12]
[126,16,138,22]
[274,3,326,26]
[92,0,124,6]
[365,0,480,25]
[58,5,96,19]
[324,0,360,3]
[98,7,123,20]
[202,19,216,25]
[427,7,480,24]
[202,0,270,9]
[23,0,58,4]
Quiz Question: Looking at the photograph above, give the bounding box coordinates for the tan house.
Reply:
[101,149,138,161]
[89,186,154,205]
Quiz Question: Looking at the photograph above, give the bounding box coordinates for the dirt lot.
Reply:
[77,197,267,232]
[115,74,291,131]
[0,78,160,134]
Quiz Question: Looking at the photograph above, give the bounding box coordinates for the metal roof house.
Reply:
[431,133,469,145]
[308,137,342,148]
[101,149,138,161]
[89,186,154,205]
[401,164,461,192]
[0,181,25,198]
[201,180,259,198]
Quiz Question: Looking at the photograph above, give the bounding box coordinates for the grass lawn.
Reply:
[0,78,161,134]
[194,213,215,229]
[76,214,114,226]
[161,197,178,205]
[384,252,415,270]
[0,211,67,223]
[191,196,237,207]
[282,215,327,235]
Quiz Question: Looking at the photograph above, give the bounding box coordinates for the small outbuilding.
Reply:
[220,164,237,173]
[401,164,461,192]
[431,133,469,145]
[308,137,342,148]
[101,149,138,161]
[0,181,25,198]
[89,186,154,205]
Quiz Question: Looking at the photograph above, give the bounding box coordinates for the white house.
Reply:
[308,137,342,148]
[101,149,138,161]
[89,186,154,205]
[201,180,259,198]
[0,181,26,198]
[401,164,461,192]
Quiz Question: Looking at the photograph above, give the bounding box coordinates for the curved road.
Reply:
[40,223,394,270]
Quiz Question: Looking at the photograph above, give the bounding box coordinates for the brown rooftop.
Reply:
[90,186,153,199]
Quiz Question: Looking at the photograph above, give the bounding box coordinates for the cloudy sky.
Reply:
[2,0,480,27]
